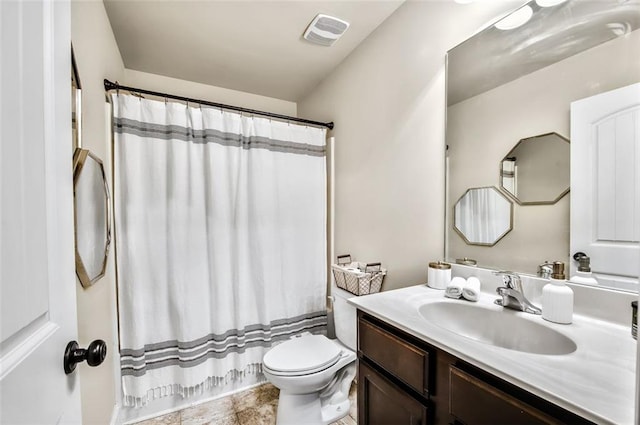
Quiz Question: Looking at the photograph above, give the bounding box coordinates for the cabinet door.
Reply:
[358,360,429,425]
[450,366,561,425]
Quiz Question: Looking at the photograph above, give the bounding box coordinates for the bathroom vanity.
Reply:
[349,285,637,425]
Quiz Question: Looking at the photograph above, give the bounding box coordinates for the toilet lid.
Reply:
[263,334,342,375]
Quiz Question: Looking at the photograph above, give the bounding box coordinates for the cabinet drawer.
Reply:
[359,317,430,396]
[449,366,561,425]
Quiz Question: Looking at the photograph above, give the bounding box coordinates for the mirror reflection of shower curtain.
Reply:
[112,93,328,407]
[456,187,510,244]
[501,158,516,196]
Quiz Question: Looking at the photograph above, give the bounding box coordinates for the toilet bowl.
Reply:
[262,286,357,425]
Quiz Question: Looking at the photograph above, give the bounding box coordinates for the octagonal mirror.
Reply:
[500,132,570,205]
[73,148,111,288]
[454,186,513,246]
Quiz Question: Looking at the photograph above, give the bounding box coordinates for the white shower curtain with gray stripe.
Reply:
[112,93,328,407]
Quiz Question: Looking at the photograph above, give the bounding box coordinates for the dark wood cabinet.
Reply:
[359,316,431,396]
[449,366,560,425]
[357,311,594,425]
[358,360,429,425]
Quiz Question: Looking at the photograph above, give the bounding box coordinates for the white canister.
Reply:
[427,262,451,290]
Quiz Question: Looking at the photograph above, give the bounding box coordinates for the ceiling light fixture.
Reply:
[535,0,568,7]
[303,14,350,47]
[607,22,631,36]
[495,5,533,31]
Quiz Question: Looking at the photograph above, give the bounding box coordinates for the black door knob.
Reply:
[64,339,107,374]
[573,252,587,261]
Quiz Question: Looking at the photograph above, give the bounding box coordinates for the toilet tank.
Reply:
[332,286,357,351]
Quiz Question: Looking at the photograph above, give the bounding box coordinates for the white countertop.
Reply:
[348,284,637,425]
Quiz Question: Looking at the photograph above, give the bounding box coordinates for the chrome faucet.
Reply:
[493,271,542,315]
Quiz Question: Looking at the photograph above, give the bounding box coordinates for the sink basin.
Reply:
[418,301,577,355]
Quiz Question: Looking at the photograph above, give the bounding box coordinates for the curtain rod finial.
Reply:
[104,79,118,91]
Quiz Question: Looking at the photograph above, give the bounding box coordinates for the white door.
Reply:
[570,83,640,290]
[0,0,82,423]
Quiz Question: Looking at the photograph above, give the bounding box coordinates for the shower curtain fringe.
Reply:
[123,363,265,408]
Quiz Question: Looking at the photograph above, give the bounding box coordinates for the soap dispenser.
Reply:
[542,262,573,324]
[569,253,598,286]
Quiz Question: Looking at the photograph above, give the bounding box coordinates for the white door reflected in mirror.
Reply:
[73,148,111,288]
[570,83,640,292]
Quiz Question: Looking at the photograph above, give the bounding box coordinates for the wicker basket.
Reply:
[332,255,386,296]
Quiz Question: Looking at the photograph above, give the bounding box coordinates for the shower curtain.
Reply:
[112,93,328,407]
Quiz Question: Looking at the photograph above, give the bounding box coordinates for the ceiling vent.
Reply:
[303,14,350,47]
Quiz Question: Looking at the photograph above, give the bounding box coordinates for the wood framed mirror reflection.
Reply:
[453,186,513,247]
[445,0,640,292]
[499,132,569,206]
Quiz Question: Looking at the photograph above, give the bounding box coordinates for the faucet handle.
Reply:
[537,262,554,279]
[492,270,520,289]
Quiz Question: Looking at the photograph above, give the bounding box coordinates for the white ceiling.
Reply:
[103,0,405,102]
[447,0,640,105]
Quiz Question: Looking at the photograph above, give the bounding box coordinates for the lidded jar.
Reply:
[427,261,451,290]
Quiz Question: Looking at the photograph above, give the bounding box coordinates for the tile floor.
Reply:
[132,382,357,425]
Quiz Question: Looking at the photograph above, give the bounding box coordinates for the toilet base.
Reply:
[276,393,322,425]
[275,392,351,425]
[274,362,355,425]
[320,398,350,424]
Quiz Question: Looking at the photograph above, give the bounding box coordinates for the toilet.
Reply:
[262,286,357,425]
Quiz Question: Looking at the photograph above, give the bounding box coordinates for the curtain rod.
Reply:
[104,79,334,130]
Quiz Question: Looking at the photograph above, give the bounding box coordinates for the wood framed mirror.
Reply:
[73,148,111,288]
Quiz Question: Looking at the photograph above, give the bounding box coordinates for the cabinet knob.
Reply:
[63,339,107,374]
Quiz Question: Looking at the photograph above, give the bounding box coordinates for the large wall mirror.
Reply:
[445,0,640,292]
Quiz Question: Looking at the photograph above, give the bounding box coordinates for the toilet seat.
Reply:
[263,334,342,376]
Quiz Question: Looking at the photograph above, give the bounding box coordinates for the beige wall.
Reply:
[71,2,124,424]
[123,69,296,116]
[447,29,640,275]
[298,1,517,291]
